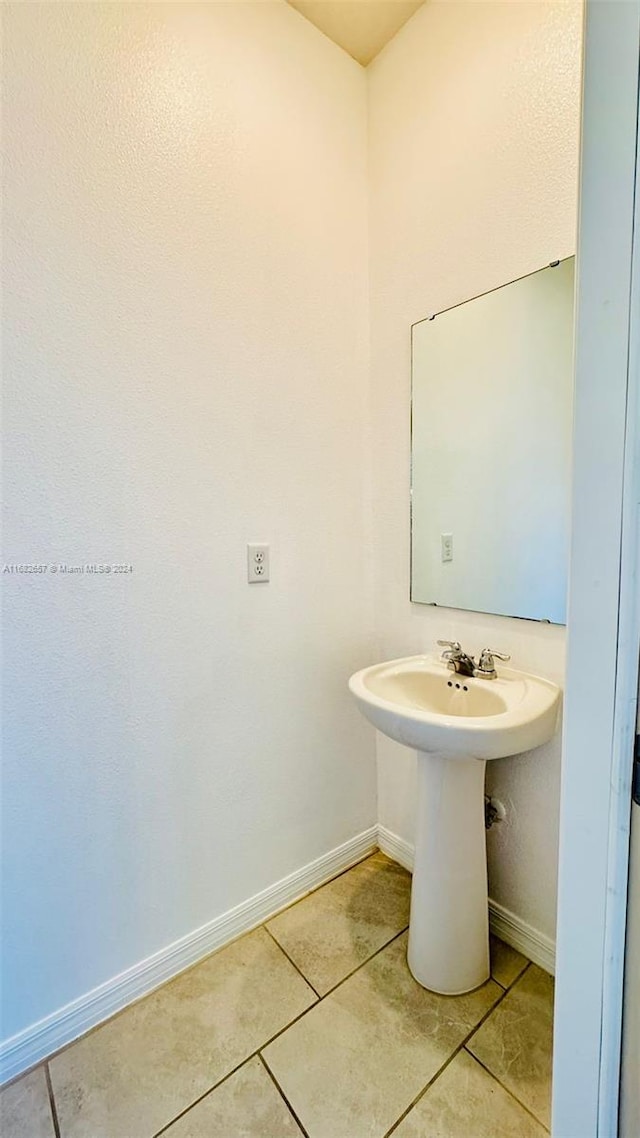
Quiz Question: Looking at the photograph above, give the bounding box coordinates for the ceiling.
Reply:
[286,1,425,67]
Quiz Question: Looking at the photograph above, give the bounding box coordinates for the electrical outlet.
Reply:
[247,543,270,583]
[441,533,453,563]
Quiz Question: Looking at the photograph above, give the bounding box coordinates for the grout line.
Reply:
[381,967,523,1138]
[152,1061,252,1136]
[258,1052,310,1138]
[464,961,532,1053]
[152,923,413,1135]
[151,1058,252,1137]
[263,927,321,1000]
[2,850,382,1091]
[150,996,318,1138]
[24,854,393,1138]
[502,960,530,990]
[309,924,410,1002]
[490,960,529,994]
[258,918,410,1023]
[154,890,528,1137]
[34,854,538,1138]
[44,1063,61,1138]
[511,963,530,987]
[463,1038,551,1131]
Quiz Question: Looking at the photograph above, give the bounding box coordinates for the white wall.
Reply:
[2,0,585,1060]
[368,0,583,942]
[1,0,375,1045]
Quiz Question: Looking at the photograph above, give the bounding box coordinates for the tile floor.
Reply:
[0,853,554,1138]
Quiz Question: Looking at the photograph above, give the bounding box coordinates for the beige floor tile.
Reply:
[490,935,529,988]
[467,964,554,1127]
[50,928,316,1138]
[162,1056,303,1137]
[393,1049,548,1138]
[0,1067,56,1138]
[267,852,411,994]
[263,931,502,1138]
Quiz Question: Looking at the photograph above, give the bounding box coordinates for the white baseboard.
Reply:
[377,825,414,873]
[1,821,554,1085]
[0,825,378,1086]
[377,824,556,976]
[487,897,556,976]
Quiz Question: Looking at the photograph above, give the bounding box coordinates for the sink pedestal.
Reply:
[349,654,560,994]
[407,751,490,995]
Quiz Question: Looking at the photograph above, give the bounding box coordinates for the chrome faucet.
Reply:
[437,641,511,680]
[475,647,511,680]
[437,640,476,678]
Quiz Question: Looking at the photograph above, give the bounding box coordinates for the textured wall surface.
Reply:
[3,0,583,1056]
[368,0,583,940]
[2,0,374,1043]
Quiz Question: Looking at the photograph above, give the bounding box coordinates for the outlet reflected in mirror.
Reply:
[411,257,575,623]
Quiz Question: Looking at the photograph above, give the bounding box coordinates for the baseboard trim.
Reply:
[376,824,415,873]
[376,824,556,976]
[0,825,378,1086]
[487,898,556,976]
[1,821,554,1084]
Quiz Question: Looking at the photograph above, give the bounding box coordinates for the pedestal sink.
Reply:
[348,654,561,995]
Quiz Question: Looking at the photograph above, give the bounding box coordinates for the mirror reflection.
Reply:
[411,257,575,623]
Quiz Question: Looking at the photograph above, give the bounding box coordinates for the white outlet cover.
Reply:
[247,543,270,583]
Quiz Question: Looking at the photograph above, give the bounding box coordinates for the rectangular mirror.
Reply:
[411,257,575,623]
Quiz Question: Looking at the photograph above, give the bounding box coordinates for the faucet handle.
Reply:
[480,648,510,662]
[437,639,462,659]
[477,647,511,677]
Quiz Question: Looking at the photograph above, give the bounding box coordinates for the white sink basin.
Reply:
[349,655,560,759]
[348,653,561,997]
